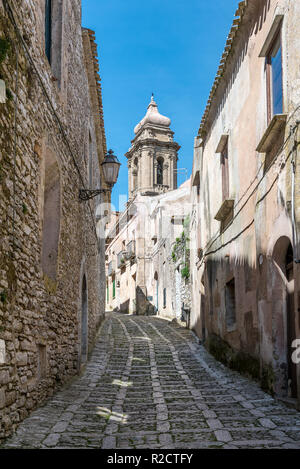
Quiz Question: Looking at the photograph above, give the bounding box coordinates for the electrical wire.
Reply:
[11,42,18,258]
[198,117,300,267]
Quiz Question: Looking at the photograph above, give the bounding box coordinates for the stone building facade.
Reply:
[0,0,107,439]
[190,0,300,404]
[106,181,191,319]
[106,97,190,319]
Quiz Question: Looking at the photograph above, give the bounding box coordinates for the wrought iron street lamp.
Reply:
[79,149,121,201]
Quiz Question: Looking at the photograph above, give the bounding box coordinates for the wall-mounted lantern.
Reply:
[79,149,121,201]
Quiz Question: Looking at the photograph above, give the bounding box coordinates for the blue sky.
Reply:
[82,0,239,211]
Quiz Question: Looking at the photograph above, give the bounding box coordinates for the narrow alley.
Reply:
[2,314,300,450]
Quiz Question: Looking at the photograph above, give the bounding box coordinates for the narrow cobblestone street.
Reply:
[2,314,300,449]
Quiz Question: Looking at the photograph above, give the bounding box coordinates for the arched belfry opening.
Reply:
[156,158,164,185]
[126,95,180,199]
[81,274,88,364]
[133,157,138,192]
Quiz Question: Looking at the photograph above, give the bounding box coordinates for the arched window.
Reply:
[41,149,61,280]
[157,158,163,185]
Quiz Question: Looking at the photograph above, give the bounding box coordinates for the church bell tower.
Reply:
[125,96,180,200]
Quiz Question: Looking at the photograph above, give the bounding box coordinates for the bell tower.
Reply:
[125,96,180,200]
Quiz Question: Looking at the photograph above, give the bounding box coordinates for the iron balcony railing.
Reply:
[117,251,126,268]
[108,260,116,276]
[126,240,136,259]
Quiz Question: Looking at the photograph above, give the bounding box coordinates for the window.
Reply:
[112,279,116,299]
[45,0,52,64]
[221,141,229,202]
[215,137,233,231]
[225,278,236,328]
[266,29,283,122]
[163,288,166,308]
[44,0,63,87]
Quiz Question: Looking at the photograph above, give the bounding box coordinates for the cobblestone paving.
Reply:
[2,313,300,449]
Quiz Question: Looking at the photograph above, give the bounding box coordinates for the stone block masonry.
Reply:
[0,0,106,439]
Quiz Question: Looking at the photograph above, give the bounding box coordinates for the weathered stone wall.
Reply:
[0,0,106,439]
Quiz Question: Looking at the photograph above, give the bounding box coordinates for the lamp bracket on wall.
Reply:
[79,188,111,201]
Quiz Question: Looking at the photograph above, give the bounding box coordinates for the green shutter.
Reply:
[112,279,116,299]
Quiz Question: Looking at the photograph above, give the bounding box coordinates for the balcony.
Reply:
[123,240,136,263]
[215,198,234,232]
[256,114,287,153]
[127,240,135,255]
[117,251,126,269]
[215,199,234,222]
[107,260,116,276]
[153,184,169,194]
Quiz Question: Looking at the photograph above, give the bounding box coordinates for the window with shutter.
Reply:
[45,0,52,64]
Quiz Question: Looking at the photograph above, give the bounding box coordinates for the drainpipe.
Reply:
[291,127,300,264]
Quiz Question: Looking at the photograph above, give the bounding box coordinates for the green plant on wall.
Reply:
[183,214,190,229]
[0,37,10,64]
[181,264,190,280]
[0,290,7,303]
[5,88,13,101]
[171,214,190,260]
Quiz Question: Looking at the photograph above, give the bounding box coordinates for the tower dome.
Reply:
[134,95,171,134]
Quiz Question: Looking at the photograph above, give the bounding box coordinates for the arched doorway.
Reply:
[271,237,297,398]
[154,271,158,313]
[81,275,88,364]
[201,273,206,342]
[285,243,297,398]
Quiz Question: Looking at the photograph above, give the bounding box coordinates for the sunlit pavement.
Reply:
[2,313,300,449]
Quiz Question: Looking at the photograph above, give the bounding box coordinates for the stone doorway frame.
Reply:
[78,259,89,369]
[270,236,297,398]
